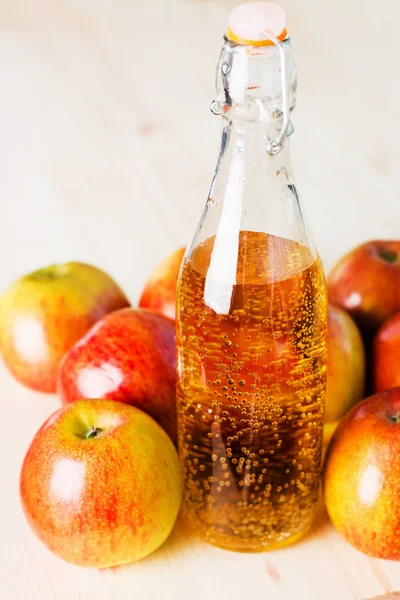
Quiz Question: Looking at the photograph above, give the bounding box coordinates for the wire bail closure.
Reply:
[210,31,292,156]
[261,30,290,156]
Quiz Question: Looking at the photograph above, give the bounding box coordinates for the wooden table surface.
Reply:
[1,1,400,598]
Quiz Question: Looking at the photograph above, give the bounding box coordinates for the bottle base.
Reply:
[193,524,312,553]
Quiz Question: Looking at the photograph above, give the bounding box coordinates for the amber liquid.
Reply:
[176,231,327,552]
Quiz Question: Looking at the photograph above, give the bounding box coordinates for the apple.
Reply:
[369,596,400,600]
[58,308,176,441]
[323,420,340,447]
[323,387,400,559]
[373,312,400,392]
[327,241,400,337]
[139,247,185,320]
[325,304,366,424]
[0,262,130,393]
[20,399,182,567]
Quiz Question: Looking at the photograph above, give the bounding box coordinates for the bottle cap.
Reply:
[227,2,287,46]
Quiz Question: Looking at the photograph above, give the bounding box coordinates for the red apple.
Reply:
[327,241,400,337]
[139,247,185,320]
[20,399,182,567]
[0,262,130,393]
[324,387,400,559]
[373,312,400,392]
[58,308,176,441]
[325,304,366,424]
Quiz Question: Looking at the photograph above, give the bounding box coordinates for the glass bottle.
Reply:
[176,5,328,552]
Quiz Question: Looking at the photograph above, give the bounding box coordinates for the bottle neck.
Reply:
[213,36,297,142]
[185,36,313,314]
[210,119,294,205]
[208,37,298,230]
[221,118,293,167]
[205,106,314,291]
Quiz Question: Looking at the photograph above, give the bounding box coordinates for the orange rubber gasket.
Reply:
[226,27,287,47]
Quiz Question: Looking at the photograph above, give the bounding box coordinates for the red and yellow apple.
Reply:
[324,387,400,559]
[139,247,185,320]
[327,241,400,337]
[0,262,130,393]
[20,399,182,567]
[373,312,400,392]
[324,304,366,443]
[58,308,176,441]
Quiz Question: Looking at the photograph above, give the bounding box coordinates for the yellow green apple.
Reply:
[0,263,130,393]
[325,304,366,425]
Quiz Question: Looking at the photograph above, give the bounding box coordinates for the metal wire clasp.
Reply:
[261,31,291,156]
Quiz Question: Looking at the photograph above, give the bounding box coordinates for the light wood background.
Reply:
[0,1,400,599]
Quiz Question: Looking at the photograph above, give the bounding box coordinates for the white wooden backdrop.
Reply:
[0,1,400,598]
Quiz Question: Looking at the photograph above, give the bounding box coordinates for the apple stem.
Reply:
[85,427,104,439]
[390,415,400,424]
[378,249,397,263]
